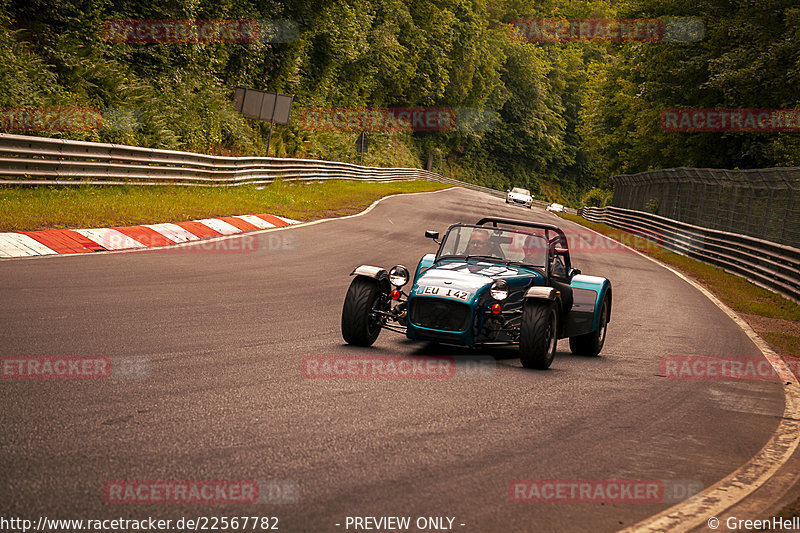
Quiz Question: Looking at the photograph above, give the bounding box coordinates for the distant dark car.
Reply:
[341,217,612,369]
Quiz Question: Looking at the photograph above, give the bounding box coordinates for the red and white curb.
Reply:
[0,214,299,258]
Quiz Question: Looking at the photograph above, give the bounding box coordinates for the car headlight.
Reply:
[490,280,509,301]
[389,265,410,287]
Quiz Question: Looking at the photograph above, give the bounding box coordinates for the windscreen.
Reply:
[438,226,548,266]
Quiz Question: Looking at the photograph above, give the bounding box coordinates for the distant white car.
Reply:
[505,187,533,208]
[546,203,566,213]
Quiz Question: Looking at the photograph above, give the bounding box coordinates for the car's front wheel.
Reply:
[341,277,384,346]
[569,296,609,356]
[519,300,558,369]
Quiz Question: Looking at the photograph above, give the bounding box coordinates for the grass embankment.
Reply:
[0,180,449,232]
[557,212,800,359]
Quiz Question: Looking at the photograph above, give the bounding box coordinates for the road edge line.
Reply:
[551,213,800,532]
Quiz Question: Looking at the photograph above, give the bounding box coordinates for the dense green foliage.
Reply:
[1,0,798,205]
[582,0,800,176]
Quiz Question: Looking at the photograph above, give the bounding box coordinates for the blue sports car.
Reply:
[341,217,612,369]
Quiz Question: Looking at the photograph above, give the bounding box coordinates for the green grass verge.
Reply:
[0,180,449,232]
[557,212,800,358]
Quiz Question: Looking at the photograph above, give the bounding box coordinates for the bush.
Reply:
[581,187,612,207]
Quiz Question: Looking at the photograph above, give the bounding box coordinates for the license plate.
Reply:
[418,285,470,301]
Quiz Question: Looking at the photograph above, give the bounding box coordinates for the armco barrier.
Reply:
[0,133,578,213]
[0,133,507,197]
[582,206,800,303]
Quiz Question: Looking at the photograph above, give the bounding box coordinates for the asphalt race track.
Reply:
[0,187,786,532]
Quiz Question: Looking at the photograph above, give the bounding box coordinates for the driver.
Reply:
[522,235,546,265]
[466,229,492,256]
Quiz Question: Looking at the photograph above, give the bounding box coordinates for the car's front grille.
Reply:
[409,297,471,332]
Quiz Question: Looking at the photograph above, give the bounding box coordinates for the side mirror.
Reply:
[568,268,581,278]
[554,246,569,255]
[425,230,439,240]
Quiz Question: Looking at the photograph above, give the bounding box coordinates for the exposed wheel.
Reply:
[569,296,609,356]
[519,300,558,369]
[341,277,384,346]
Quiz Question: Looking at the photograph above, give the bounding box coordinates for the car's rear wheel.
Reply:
[519,300,558,369]
[341,277,384,346]
[569,296,609,356]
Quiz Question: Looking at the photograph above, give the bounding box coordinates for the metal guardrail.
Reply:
[0,133,581,217]
[581,205,800,303]
[0,133,508,198]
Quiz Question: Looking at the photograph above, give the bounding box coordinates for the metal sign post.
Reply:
[265,95,279,156]
[356,132,368,165]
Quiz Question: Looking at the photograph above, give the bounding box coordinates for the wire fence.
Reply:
[581,205,800,303]
[612,167,800,248]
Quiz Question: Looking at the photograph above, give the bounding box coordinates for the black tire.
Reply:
[519,300,558,369]
[341,277,383,346]
[569,296,609,356]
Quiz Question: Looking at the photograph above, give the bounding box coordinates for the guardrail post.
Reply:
[728,184,738,233]
[781,188,794,243]
[763,185,775,239]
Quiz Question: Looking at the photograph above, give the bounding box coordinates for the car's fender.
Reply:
[350,265,391,292]
[523,286,557,301]
[522,286,565,333]
[413,253,436,284]
[562,274,612,337]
